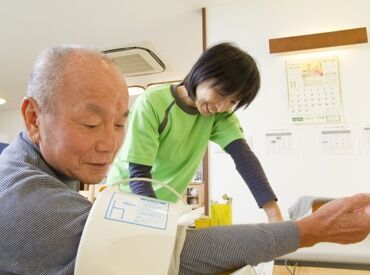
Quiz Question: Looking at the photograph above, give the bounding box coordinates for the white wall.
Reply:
[207,0,370,223]
[0,110,24,143]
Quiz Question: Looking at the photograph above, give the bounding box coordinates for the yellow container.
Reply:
[194,215,212,229]
[210,203,232,226]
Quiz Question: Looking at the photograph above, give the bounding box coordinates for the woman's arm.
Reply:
[225,138,282,222]
[128,162,156,198]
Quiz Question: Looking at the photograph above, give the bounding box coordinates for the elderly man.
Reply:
[0,46,369,275]
[0,46,129,274]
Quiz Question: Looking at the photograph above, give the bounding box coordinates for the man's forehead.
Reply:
[59,52,129,111]
[60,62,127,97]
[64,53,117,80]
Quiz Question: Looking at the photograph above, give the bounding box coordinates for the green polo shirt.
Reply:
[107,84,244,202]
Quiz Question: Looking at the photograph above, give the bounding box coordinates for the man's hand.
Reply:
[263,200,283,222]
[295,193,370,248]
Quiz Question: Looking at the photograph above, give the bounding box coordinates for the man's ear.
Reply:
[21,97,41,144]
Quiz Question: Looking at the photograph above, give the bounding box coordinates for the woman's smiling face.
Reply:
[194,80,238,116]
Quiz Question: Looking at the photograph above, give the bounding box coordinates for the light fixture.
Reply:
[103,46,165,77]
[0,98,7,105]
[128,86,145,96]
[147,80,181,89]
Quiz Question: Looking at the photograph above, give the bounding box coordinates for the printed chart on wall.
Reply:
[320,126,353,154]
[265,129,293,154]
[361,125,370,153]
[287,57,344,124]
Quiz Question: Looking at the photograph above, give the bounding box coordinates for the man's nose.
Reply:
[96,127,120,153]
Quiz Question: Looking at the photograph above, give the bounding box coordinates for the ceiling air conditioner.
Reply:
[103,47,166,77]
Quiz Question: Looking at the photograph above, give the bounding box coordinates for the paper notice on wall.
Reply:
[320,126,353,154]
[287,57,344,124]
[360,125,370,153]
[265,129,293,154]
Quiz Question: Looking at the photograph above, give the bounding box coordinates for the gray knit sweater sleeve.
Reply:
[179,221,300,274]
[1,132,299,275]
[0,132,91,275]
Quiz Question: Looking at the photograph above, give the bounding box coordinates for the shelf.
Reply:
[183,183,205,209]
[191,181,204,184]
[269,27,368,53]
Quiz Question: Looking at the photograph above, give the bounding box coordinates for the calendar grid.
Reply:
[287,57,344,124]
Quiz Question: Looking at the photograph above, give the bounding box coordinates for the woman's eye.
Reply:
[115,124,125,129]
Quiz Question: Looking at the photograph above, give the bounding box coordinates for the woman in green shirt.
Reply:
[107,42,283,222]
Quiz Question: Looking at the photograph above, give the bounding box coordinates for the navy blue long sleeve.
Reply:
[224,138,277,208]
[128,162,156,198]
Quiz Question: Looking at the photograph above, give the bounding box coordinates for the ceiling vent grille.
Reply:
[103,47,165,77]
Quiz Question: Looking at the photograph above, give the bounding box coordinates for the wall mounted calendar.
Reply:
[287,57,344,124]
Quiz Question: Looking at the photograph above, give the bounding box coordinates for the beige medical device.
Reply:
[75,178,191,275]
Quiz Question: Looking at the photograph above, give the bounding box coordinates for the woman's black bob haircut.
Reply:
[183,42,261,111]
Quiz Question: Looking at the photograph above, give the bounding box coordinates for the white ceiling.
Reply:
[0,0,233,112]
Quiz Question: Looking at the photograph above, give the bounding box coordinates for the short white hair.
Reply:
[26,45,115,112]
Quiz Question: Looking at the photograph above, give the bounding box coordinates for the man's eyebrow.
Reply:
[87,103,105,115]
[86,104,129,118]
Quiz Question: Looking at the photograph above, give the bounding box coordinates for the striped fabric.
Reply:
[0,132,91,275]
[179,222,299,274]
[0,132,300,275]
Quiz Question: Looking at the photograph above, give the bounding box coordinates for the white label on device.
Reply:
[105,192,169,230]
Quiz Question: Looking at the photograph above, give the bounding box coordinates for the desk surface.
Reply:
[273,264,370,275]
[278,235,370,265]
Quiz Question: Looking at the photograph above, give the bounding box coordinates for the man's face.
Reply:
[36,54,129,184]
[195,80,238,116]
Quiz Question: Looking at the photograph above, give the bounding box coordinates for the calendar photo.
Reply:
[287,57,344,124]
